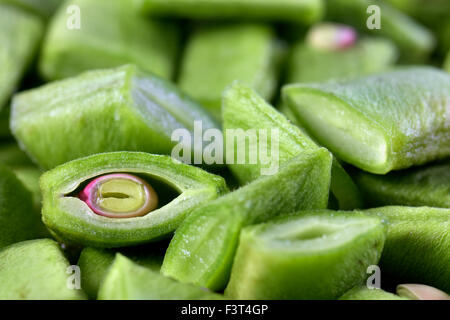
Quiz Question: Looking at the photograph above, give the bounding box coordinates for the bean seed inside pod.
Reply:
[306,23,357,51]
[79,173,158,218]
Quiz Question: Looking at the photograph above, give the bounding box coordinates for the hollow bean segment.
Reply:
[225,212,386,299]
[283,67,450,174]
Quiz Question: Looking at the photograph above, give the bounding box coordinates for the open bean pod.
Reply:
[40,152,227,248]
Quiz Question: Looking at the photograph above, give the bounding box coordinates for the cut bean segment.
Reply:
[40,152,227,248]
[39,0,179,80]
[365,206,450,292]
[179,23,281,120]
[225,212,386,299]
[287,33,397,83]
[11,65,218,169]
[353,161,450,208]
[162,151,332,291]
[0,4,43,110]
[283,67,450,174]
[0,239,86,300]
[98,254,225,300]
[78,245,166,299]
[0,164,42,249]
[223,82,362,209]
[326,0,435,62]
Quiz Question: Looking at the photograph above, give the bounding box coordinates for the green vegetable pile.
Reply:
[0,0,449,300]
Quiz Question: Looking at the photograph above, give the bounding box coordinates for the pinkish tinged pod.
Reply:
[79,173,158,218]
[306,23,357,51]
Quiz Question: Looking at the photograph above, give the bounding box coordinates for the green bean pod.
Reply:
[179,23,282,120]
[326,0,435,62]
[365,206,450,292]
[0,239,86,299]
[40,152,227,248]
[40,0,179,80]
[98,254,225,300]
[78,245,165,299]
[283,67,450,174]
[136,0,324,24]
[223,82,362,209]
[354,161,450,208]
[384,0,450,31]
[287,37,397,83]
[0,164,43,249]
[0,3,43,109]
[77,248,116,299]
[11,65,218,169]
[225,212,386,299]
[162,150,332,291]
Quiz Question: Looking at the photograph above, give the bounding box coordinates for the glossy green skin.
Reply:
[0,164,43,249]
[12,65,218,169]
[354,161,450,208]
[0,0,61,19]
[162,150,332,290]
[283,67,450,174]
[224,83,362,209]
[179,24,281,120]
[326,0,435,62]
[78,245,166,299]
[0,239,86,299]
[98,254,224,300]
[339,286,408,300]
[0,4,43,110]
[287,38,398,83]
[136,0,324,24]
[40,152,227,248]
[40,0,179,81]
[225,212,386,299]
[365,206,450,292]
